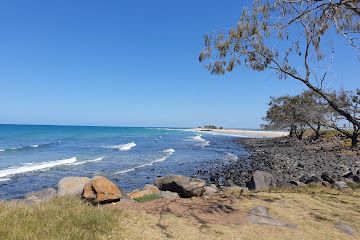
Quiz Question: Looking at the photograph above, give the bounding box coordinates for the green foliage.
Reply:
[203,125,217,129]
[134,193,163,203]
[200,0,360,139]
[200,1,360,77]
[262,90,328,140]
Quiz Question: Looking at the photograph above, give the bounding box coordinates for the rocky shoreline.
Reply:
[214,137,360,188]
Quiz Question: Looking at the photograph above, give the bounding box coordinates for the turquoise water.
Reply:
[0,124,247,200]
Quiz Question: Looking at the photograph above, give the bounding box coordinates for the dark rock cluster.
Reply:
[202,137,360,188]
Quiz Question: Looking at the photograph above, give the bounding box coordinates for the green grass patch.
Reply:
[133,193,163,203]
[0,196,127,240]
[346,182,360,189]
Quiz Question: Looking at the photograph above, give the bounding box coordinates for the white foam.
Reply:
[0,178,10,182]
[30,145,39,148]
[0,157,77,178]
[0,149,4,152]
[116,148,175,174]
[154,148,175,163]
[225,152,238,161]
[187,134,210,147]
[106,142,136,151]
[72,157,103,166]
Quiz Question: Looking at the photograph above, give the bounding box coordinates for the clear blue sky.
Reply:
[0,1,358,128]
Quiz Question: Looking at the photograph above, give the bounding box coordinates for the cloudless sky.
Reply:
[0,0,358,128]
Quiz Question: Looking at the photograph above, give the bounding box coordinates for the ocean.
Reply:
[0,124,249,200]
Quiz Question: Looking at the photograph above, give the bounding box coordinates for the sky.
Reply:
[0,0,358,128]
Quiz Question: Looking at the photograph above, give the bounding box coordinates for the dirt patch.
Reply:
[105,195,248,226]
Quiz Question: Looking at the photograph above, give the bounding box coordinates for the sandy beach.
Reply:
[186,128,289,138]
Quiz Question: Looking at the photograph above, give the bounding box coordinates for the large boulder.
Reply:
[155,175,206,197]
[246,170,276,190]
[82,176,123,204]
[25,188,57,201]
[58,177,90,197]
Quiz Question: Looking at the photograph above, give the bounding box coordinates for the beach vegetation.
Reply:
[262,90,328,140]
[203,125,217,129]
[262,89,360,147]
[199,0,360,141]
[133,193,163,203]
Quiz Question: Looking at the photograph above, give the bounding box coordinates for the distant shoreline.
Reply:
[185,128,289,138]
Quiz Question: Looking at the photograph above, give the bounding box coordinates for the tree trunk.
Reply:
[314,123,321,141]
[301,80,360,129]
[351,135,358,148]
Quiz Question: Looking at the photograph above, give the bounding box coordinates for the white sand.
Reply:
[185,128,289,138]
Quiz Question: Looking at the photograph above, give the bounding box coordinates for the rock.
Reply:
[334,181,348,188]
[24,188,57,201]
[248,206,297,229]
[82,176,123,204]
[289,181,306,187]
[343,172,354,179]
[5,199,40,206]
[321,172,336,184]
[299,175,321,184]
[203,185,218,196]
[58,177,90,197]
[223,179,239,187]
[127,185,160,199]
[322,181,332,188]
[128,189,152,199]
[246,171,276,190]
[353,174,360,183]
[143,184,160,194]
[155,191,180,199]
[155,175,206,197]
[334,222,356,236]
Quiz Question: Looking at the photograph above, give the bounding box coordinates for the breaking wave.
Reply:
[105,142,136,151]
[187,134,210,147]
[225,152,238,161]
[0,157,77,178]
[116,148,175,174]
[71,157,104,166]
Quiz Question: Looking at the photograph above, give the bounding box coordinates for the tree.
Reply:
[262,94,308,140]
[262,90,328,140]
[328,89,360,147]
[199,0,360,130]
[300,90,329,140]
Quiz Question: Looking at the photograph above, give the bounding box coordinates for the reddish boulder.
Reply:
[82,176,123,204]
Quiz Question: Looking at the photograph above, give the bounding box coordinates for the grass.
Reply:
[133,193,163,203]
[346,182,360,189]
[1,186,359,239]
